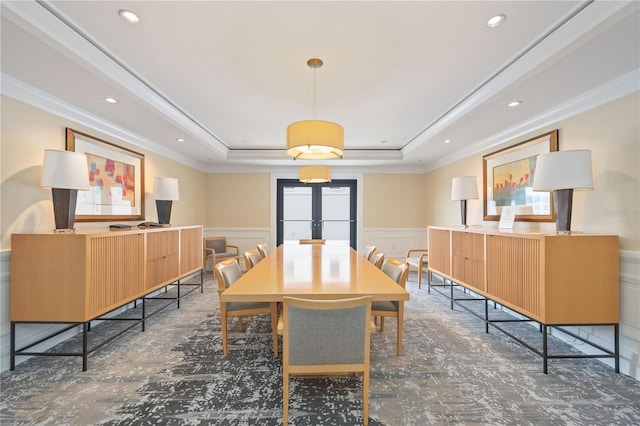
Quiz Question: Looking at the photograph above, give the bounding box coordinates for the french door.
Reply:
[276,179,357,249]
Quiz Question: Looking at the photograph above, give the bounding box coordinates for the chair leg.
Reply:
[283,372,289,426]
[363,369,369,426]
[380,317,385,332]
[418,267,422,289]
[238,316,243,332]
[221,309,228,357]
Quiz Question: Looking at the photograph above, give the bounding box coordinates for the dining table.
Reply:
[220,240,410,355]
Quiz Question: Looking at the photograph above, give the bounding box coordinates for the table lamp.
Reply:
[451,176,479,228]
[41,149,90,232]
[532,149,592,233]
[154,177,179,224]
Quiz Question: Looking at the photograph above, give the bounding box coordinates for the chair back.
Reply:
[257,242,270,258]
[363,245,376,260]
[213,259,242,295]
[381,258,409,288]
[299,239,325,244]
[205,236,228,253]
[283,296,372,368]
[243,249,262,271]
[369,251,384,268]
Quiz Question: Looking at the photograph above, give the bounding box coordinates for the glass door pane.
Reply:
[321,186,351,244]
[282,186,312,242]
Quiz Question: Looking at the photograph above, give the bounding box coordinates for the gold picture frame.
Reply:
[66,128,145,222]
[483,130,559,222]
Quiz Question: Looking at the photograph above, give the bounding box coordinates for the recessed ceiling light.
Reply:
[103,97,117,103]
[119,10,140,24]
[176,138,185,142]
[508,100,522,107]
[444,139,452,144]
[486,14,506,28]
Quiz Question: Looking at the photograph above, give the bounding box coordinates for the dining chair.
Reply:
[371,258,409,356]
[282,296,372,426]
[363,245,376,260]
[203,236,240,273]
[299,239,326,244]
[214,259,278,357]
[243,248,262,271]
[257,242,270,259]
[406,249,430,289]
[369,251,384,268]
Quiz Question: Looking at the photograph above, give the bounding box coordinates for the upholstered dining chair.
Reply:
[243,249,262,271]
[363,245,376,261]
[406,249,430,289]
[214,259,278,357]
[371,258,409,356]
[203,236,240,273]
[282,296,372,426]
[369,251,384,269]
[257,242,270,259]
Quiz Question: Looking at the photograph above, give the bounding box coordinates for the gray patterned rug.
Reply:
[2,273,640,425]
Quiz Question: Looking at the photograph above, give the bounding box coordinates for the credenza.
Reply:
[10,225,203,371]
[428,226,620,373]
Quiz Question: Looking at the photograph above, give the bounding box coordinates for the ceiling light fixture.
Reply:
[119,10,140,24]
[444,139,452,144]
[103,97,117,103]
[176,138,185,142]
[508,100,522,107]
[286,58,344,160]
[486,14,506,28]
[299,165,331,184]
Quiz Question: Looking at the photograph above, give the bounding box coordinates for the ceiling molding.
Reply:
[0,73,206,172]
[3,0,229,157]
[422,69,640,173]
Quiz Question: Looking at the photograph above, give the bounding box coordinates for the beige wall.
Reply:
[363,174,426,228]
[0,96,207,250]
[425,93,640,251]
[206,173,271,227]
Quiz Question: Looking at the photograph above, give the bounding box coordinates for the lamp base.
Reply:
[156,200,173,225]
[554,188,573,233]
[459,199,468,227]
[51,188,78,231]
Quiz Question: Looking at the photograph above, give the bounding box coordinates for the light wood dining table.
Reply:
[220,241,410,356]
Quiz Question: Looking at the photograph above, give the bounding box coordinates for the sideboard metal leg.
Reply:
[484,299,489,333]
[10,322,16,371]
[142,298,146,332]
[82,322,88,372]
[615,323,620,373]
[543,324,548,374]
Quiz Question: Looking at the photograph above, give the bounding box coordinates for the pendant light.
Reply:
[286,58,344,160]
[299,166,332,183]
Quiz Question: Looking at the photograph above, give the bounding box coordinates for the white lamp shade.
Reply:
[299,166,331,183]
[532,150,593,191]
[286,120,344,160]
[154,177,179,200]
[41,149,90,190]
[451,176,479,200]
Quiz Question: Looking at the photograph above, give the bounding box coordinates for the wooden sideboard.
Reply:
[428,226,620,372]
[10,225,203,370]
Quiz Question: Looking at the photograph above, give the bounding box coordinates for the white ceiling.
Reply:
[1,1,638,174]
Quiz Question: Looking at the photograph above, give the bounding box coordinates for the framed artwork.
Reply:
[66,128,145,221]
[483,130,558,222]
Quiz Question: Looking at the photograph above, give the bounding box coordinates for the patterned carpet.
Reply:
[2,273,640,425]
